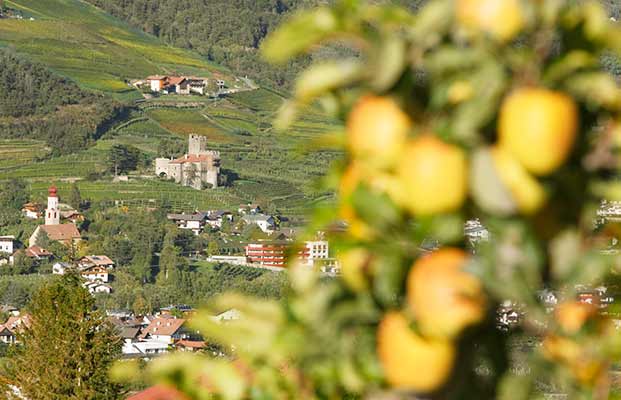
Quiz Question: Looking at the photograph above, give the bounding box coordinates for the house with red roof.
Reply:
[140,316,188,344]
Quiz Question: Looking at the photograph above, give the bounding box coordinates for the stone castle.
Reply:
[155,135,221,190]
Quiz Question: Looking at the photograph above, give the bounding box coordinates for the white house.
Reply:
[123,340,170,356]
[83,281,112,294]
[0,236,15,254]
[205,210,233,229]
[241,214,276,233]
[80,266,109,283]
[299,240,330,267]
[167,213,208,235]
[52,262,72,275]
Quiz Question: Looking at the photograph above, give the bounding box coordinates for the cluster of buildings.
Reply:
[53,255,115,294]
[155,134,221,190]
[141,75,225,95]
[0,187,82,266]
[108,307,239,357]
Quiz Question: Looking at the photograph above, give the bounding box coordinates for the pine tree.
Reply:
[4,274,122,399]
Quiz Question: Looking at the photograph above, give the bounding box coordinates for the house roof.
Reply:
[175,339,206,349]
[25,246,52,258]
[167,213,207,222]
[140,317,186,338]
[242,214,274,224]
[40,224,81,242]
[120,327,141,340]
[80,255,114,267]
[167,76,186,86]
[4,314,31,333]
[147,75,167,80]
[169,154,213,164]
[60,210,82,219]
[126,385,188,400]
[22,202,42,211]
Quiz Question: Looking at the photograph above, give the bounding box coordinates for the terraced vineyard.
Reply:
[0,0,235,98]
[0,140,51,171]
[28,179,242,210]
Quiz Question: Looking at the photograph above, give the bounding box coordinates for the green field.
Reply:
[0,0,234,98]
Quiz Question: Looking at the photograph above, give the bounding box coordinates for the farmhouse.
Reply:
[29,186,81,247]
[21,202,42,219]
[241,214,276,233]
[155,135,221,190]
[146,75,210,95]
[167,212,208,235]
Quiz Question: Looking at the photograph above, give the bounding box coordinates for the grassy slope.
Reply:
[0,0,340,217]
[0,0,231,99]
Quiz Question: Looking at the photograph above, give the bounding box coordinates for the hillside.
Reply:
[0,48,124,154]
[0,0,241,100]
[0,0,340,218]
[82,0,316,90]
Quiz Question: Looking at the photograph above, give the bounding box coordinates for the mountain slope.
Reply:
[0,48,124,153]
[0,0,237,100]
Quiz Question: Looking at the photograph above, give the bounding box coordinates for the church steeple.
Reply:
[45,185,60,225]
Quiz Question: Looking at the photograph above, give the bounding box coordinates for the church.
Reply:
[29,186,81,247]
[155,134,221,190]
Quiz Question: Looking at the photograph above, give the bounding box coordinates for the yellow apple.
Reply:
[498,88,578,175]
[397,135,468,216]
[377,312,455,392]
[347,96,411,169]
[456,0,524,42]
[407,248,485,339]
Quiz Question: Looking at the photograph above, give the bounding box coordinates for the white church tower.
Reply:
[45,186,60,226]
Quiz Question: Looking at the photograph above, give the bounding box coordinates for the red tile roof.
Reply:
[80,255,114,267]
[126,385,188,400]
[25,246,52,258]
[140,317,186,338]
[40,224,81,242]
[170,154,212,164]
[167,76,186,86]
[3,314,32,334]
[175,339,206,349]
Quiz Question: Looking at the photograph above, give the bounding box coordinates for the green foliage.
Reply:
[68,182,82,210]
[0,49,125,154]
[107,144,142,175]
[3,274,122,399]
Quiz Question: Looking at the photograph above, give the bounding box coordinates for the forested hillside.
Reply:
[83,0,316,89]
[0,49,124,154]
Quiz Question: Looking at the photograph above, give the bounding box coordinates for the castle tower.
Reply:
[45,186,60,226]
[188,134,208,155]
